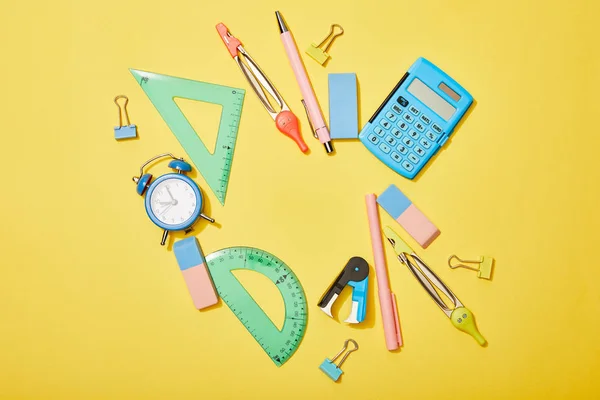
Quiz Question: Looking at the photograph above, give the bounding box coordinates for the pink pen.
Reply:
[366,194,403,350]
[275,11,334,154]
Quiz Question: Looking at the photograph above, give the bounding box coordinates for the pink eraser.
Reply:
[173,237,219,309]
[377,184,440,248]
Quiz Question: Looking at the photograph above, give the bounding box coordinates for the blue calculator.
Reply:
[359,57,473,179]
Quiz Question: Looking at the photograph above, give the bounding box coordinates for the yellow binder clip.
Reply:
[305,24,344,65]
[448,255,494,280]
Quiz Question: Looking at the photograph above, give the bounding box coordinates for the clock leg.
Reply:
[200,213,215,223]
[160,230,169,246]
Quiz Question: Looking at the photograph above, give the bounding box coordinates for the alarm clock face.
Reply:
[145,174,202,230]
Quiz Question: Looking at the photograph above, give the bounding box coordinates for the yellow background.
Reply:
[1,0,599,398]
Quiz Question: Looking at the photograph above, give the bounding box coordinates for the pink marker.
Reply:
[366,194,403,350]
[275,11,334,154]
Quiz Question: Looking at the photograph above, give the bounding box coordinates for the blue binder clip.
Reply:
[318,257,369,323]
[319,339,359,382]
[114,95,137,140]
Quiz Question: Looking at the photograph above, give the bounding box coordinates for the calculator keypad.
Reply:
[368,134,380,144]
[379,143,391,154]
[401,137,414,147]
[402,161,414,172]
[361,95,447,179]
[385,136,397,146]
[402,113,414,123]
[380,120,392,130]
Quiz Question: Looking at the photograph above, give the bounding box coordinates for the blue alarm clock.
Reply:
[132,153,214,245]
[359,57,473,179]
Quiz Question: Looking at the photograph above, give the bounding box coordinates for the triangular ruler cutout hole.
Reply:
[173,97,222,155]
[232,269,285,331]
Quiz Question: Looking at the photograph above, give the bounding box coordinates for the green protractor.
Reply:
[206,247,308,367]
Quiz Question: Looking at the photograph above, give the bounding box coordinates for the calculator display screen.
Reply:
[407,78,456,121]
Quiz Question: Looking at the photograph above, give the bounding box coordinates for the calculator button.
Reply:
[391,128,402,138]
[391,152,402,163]
[396,144,408,155]
[385,111,397,122]
[373,126,384,137]
[398,121,409,131]
[392,104,403,114]
[379,142,391,154]
[408,130,419,139]
[380,119,392,130]
[408,153,420,164]
[397,96,409,107]
[402,161,414,172]
[414,122,426,132]
[385,135,398,146]
[367,134,380,145]
[419,138,432,149]
[414,146,425,156]
[402,113,415,123]
[409,105,420,116]
[401,136,414,148]
[420,114,432,125]
[432,123,443,134]
[426,131,438,141]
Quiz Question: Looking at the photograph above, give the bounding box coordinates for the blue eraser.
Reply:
[377,184,412,219]
[114,124,137,140]
[328,73,358,139]
[173,237,205,271]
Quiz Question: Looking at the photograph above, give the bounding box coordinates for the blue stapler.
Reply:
[318,257,369,324]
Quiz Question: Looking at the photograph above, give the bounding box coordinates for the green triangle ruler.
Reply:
[205,247,307,367]
[130,69,245,205]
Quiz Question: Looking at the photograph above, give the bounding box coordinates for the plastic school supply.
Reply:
[130,69,244,205]
[318,257,369,324]
[216,23,308,153]
[365,194,402,350]
[173,237,218,309]
[448,255,494,280]
[132,153,215,245]
[205,247,307,366]
[384,227,486,346]
[328,73,358,139]
[305,24,344,65]
[378,184,440,248]
[319,339,358,382]
[113,95,137,139]
[275,11,334,154]
[359,57,473,179]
